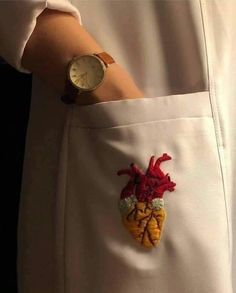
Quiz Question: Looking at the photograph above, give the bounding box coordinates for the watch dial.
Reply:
[69,55,105,90]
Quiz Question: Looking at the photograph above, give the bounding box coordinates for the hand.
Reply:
[74,63,144,106]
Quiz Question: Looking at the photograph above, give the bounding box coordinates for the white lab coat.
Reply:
[0,1,235,292]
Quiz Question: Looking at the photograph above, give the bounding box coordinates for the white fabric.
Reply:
[64,90,231,293]
[0,0,235,292]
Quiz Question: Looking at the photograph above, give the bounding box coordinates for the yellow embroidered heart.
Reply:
[121,200,166,248]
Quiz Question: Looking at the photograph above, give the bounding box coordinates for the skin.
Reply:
[21,8,144,105]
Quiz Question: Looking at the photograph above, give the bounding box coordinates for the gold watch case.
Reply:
[67,54,106,92]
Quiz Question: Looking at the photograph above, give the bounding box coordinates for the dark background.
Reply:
[1,57,32,293]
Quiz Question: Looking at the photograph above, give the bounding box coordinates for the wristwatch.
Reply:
[61,51,116,104]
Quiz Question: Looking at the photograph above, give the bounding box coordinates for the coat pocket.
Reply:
[62,91,231,293]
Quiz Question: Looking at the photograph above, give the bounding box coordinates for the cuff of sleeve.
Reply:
[0,0,82,74]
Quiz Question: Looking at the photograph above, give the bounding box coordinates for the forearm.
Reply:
[22,8,143,104]
[22,8,104,95]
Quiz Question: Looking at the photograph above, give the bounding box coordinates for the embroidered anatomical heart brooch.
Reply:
[117,153,176,248]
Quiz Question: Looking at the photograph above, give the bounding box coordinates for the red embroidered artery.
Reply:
[117,153,176,248]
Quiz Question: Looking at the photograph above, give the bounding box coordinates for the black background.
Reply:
[1,57,32,293]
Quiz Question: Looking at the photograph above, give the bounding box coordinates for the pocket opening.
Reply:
[69,90,211,129]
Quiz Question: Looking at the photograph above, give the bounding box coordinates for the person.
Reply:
[0,1,235,292]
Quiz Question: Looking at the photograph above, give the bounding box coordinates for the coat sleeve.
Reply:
[0,0,82,73]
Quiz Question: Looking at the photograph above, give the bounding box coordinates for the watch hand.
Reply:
[76,72,87,86]
[76,72,91,87]
[80,72,90,87]
[84,72,91,87]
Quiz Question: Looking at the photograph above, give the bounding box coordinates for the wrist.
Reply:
[75,63,143,105]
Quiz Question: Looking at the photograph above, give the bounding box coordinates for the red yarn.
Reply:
[117,153,176,202]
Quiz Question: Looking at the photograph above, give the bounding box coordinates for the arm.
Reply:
[21,8,144,105]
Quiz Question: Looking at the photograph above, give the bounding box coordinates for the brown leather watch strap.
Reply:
[60,78,78,104]
[94,52,115,67]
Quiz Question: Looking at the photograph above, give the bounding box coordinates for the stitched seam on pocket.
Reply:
[69,116,213,130]
[59,112,72,293]
[71,91,212,129]
[200,0,231,268]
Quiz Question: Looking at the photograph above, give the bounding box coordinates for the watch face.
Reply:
[68,55,105,90]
